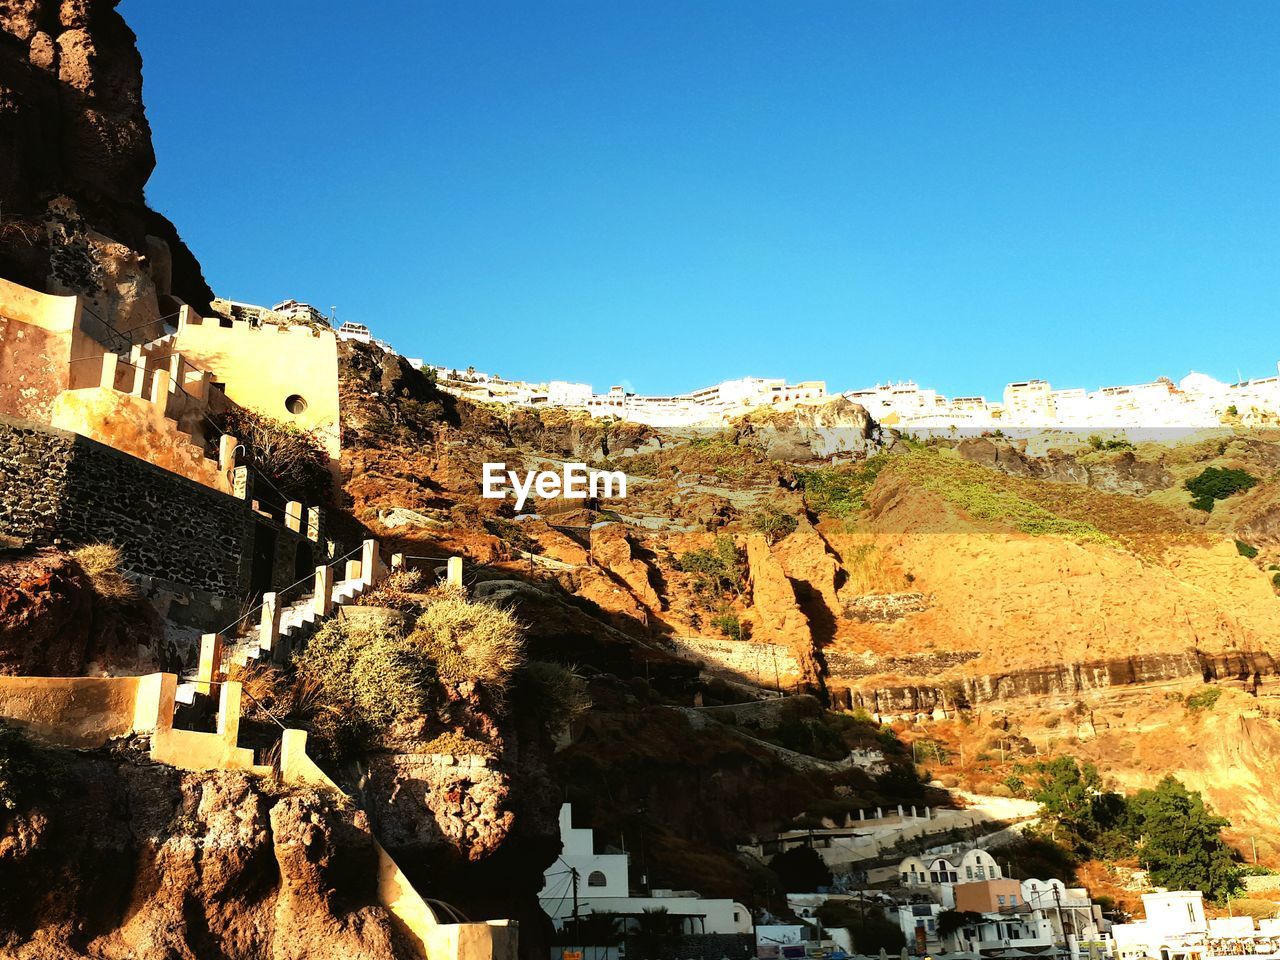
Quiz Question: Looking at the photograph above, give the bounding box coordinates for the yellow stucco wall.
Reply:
[0,672,171,748]
[0,277,82,422]
[173,308,342,464]
[50,387,227,491]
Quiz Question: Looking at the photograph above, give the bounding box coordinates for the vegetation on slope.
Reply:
[1007,756,1242,902]
[795,454,890,518]
[879,450,1211,556]
[1185,466,1260,512]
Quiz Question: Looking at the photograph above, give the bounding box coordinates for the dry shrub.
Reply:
[228,661,325,727]
[841,543,903,595]
[71,543,138,602]
[410,594,525,690]
[295,618,428,736]
[356,567,426,611]
[220,406,331,504]
[515,660,592,729]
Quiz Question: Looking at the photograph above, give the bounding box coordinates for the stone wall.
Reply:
[667,635,803,685]
[0,414,315,603]
[0,418,74,544]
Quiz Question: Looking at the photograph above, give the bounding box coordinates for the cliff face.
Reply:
[0,743,419,960]
[0,0,213,321]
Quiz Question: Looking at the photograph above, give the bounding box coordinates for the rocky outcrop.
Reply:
[0,547,163,676]
[848,648,1280,715]
[0,752,418,959]
[953,438,1172,495]
[745,533,822,686]
[588,522,662,611]
[0,0,213,314]
[734,396,881,462]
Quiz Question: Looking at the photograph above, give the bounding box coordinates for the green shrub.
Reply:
[1185,467,1259,511]
[1272,572,1280,589]
[1186,686,1223,712]
[295,618,428,736]
[1236,540,1259,559]
[1087,435,1135,451]
[514,660,592,729]
[676,536,745,601]
[709,610,744,640]
[796,455,888,518]
[749,504,799,543]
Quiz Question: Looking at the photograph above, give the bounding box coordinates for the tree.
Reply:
[1184,467,1258,512]
[1129,776,1241,903]
[1029,756,1104,841]
[817,901,906,954]
[937,910,983,939]
[768,846,833,893]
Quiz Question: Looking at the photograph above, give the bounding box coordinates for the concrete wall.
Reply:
[667,636,802,685]
[281,729,520,960]
[0,672,170,748]
[0,277,80,422]
[51,387,225,490]
[0,414,316,602]
[174,307,341,466]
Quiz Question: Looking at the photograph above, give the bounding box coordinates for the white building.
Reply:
[897,849,1004,908]
[538,804,751,936]
[841,362,1280,434]
[1111,891,1209,960]
[335,321,373,343]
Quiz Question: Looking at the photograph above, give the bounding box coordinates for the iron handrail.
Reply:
[175,671,288,731]
[217,541,365,639]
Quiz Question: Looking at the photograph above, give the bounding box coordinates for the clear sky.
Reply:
[121,1,1279,399]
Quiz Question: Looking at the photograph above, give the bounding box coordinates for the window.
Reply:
[1010,895,1018,905]
[998,896,1006,906]
[1187,904,1196,923]
[734,912,741,923]
[977,866,986,879]
[285,393,308,415]
[587,871,607,887]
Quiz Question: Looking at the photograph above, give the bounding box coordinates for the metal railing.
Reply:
[218,541,365,642]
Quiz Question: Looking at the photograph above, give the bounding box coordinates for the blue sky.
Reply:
[122,1,1279,399]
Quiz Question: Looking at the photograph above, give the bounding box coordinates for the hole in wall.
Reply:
[285,394,308,415]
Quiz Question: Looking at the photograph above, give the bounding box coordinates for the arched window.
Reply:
[587,871,607,887]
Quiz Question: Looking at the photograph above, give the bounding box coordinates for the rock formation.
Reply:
[744,532,821,686]
[0,752,421,960]
[0,0,213,321]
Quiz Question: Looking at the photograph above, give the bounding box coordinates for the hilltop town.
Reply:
[418,354,1280,432]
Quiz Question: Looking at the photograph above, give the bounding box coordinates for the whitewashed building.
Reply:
[538,804,751,936]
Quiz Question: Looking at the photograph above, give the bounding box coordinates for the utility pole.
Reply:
[571,867,581,943]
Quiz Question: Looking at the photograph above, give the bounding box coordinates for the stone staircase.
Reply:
[64,329,235,490]
[176,540,385,706]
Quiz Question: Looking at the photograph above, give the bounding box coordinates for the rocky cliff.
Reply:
[0,0,212,324]
[0,739,422,959]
